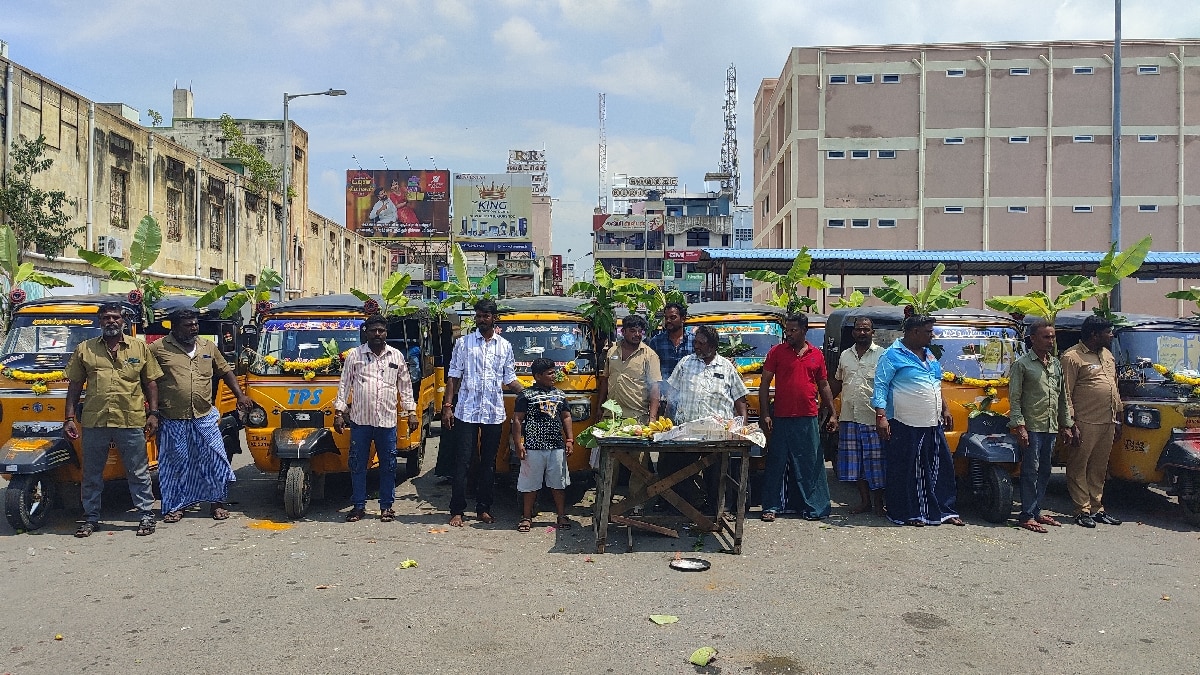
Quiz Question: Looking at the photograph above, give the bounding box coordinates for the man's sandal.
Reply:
[517,518,532,533]
[210,505,230,521]
[760,511,777,522]
[162,511,184,523]
[556,517,573,530]
[74,522,98,538]
[346,508,366,523]
[380,508,396,523]
[1019,520,1048,533]
[136,517,156,536]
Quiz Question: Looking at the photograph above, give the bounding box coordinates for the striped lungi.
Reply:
[157,408,236,513]
[836,421,885,490]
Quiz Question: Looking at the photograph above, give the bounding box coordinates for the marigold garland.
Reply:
[553,360,577,383]
[261,355,336,378]
[736,362,764,375]
[1150,363,1200,396]
[942,371,1009,389]
[1,368,67,396]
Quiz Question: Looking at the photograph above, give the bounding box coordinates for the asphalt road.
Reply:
[2,425,1197,674]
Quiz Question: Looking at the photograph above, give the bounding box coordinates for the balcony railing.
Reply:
[594,243,664,252]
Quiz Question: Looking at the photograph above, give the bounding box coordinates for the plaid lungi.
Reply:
[837,421,885,490]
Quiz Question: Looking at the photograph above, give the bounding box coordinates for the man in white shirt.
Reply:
[442,298,523,527]
[830,317,885,516]
[334,315,417,523]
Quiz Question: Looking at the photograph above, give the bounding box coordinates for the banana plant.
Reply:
[0,225,72,329]
[745,247,832,314]
[77,215,165,318]
[194,268,283,319]
[1166,287,1200,317]
[424,243,498,318]
[872,263,974,316]
[987,235,1152,324]
[568,262,659,348]
[351,271,418,317]
[831,289,866,309]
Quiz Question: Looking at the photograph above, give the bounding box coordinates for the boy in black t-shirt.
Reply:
[513,358,574,532]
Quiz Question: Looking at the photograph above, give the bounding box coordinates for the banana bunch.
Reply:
[647,417,675,433]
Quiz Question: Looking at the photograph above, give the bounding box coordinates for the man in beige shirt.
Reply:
[597,314,662,508]
[1061,315,1124,528]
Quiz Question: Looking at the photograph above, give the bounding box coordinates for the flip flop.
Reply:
[517,518,532,533]
[210,506,230,521]
[380,508,396,523]
[1035,515,1062,527]
[477,512,495,524]
[345,508,366,523]
[162,511,184,523]
[945,517,966,526]
[760,511,776,522]
[75,521,98,538]
[1019,520,1048,533]
[556,517,573,530]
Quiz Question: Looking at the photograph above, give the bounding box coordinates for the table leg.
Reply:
[594,448,617,553]
[733,448,748,554]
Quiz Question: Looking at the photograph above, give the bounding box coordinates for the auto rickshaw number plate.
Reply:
[296,413,311,422]
[1185,417,1200,428]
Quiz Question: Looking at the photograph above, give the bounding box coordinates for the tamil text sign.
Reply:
[592,213,664,232]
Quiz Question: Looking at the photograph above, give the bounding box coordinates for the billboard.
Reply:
[345,170,451,239]
[592,213,664,232]
[507,150,548,196]
[453,173,533,243]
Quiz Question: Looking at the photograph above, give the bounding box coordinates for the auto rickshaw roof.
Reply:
[1050,310,1200,332]
[269,294,430,320]
[686,301,787,320]
[15,293,140,315]
[497,295,588,315]
[151,294,240,324]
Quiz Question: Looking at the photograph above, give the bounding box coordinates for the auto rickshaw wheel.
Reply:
[283,461,313,520]
[4,474,57,531]
[976,462,1013,524]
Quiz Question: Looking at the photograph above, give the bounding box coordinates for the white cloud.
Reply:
[492,17,555,57]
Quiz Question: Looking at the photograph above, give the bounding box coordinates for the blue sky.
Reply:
[4,0,1199,262]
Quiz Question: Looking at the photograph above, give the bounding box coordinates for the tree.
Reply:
[424,243,500,315]
[745,247,832,313]
[986,235,1153,324]
[219,114,292,199]
[351,271,419,317]
[0,225,72,329]
[831,289,866,309]
[78,215,166,318]
[872,263,974,315]
[568,262,662,349]
[146,109,163,127]
[0,135,84,262]
[194,268,283,319]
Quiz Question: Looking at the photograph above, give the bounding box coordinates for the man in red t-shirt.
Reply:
[757,313,836,522]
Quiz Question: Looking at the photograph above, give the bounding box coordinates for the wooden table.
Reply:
[592,437,751,554]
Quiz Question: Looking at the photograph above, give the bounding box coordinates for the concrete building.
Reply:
[0,56,388,299]
[753,39,1200,315]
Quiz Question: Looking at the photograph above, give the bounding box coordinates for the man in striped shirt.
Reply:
[443,298,523,527]
[334,315,417,523]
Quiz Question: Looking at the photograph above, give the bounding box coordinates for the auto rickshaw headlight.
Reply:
[1124,405,1160,429]
[246,405,269,427]
[568,401,591,422]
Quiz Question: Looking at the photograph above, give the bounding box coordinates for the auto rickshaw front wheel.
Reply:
[4,474,57,531]
[972,461,1014,524]
[283,461,313,520]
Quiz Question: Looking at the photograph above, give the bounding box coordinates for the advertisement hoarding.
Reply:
[665,250,702,262]
[345,170,450,239]
[453,173,533,243]
[591,213,664,232]
[550,255,562,282]
[507,150,548,196]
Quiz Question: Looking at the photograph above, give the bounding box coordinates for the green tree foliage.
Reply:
[0,225,72,328]
[745,247,832,314]
[424,243,499,317]
[78,215,165,318]
[219,114,292,199]
[194,268,283,319]
[831,289,866,309]
[0,135,84,262]
[872,263,974,315]
[568,262,663,348]
[146,109,163,127]
[351,272,418,317]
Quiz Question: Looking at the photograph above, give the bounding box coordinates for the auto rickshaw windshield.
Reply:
[1,315,101,370]
[1114,328,1200,376]
[713,321,783,366]
[496,321,594,374]
[873,324,1020,379]
[250,318,364,375]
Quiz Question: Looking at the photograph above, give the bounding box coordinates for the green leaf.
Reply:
[221,294,250,319]
[381,272,408,302]
[649,615,679,625]
[0,226,18,276]
[1166,288,1200,301]
[1098,235,1152,287]
[744,269,781,284]
[349,288,373,303]
[22,270,72,289]
[128,215,163,273]
[194,280,238,308]
[77,249,135,281]
[985,295,1054,319]
[451,244,468,287]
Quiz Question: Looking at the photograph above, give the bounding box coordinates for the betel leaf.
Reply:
[601,399,623,418]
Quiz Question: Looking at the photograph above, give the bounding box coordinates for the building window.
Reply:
[946,68,966,77]
[209,267,224,283]
[1009,67,1031,76]
[855,74,874,84]
[850,150,870,159]
[944,137,965,145]
[110,168,129,229]
[853,286,872,297]
[1139,204,1159,213]
[828,74,848,84]
[1073,135,1094,143]
[882,74,901,83]
[828,287,844,297]
[1074,66,1094,75]
[685,229,710,247]
[735,228,753,242]
[878,218,897,228]
[166,157,184,181]
[826,150,846,159]
[245,274,257,288]
[944,206,964,214]
[1009,136,1030,144]
[1137,277,1158,283]
[166,188,183,242]
[1138,134,1159,142]
[1011,274,1028,283]
[1138,65,1159,75]
[721,234,731,247]
[208,200,223,251]
[827,219,846,228]
[877,150,897,159]
[1008,206,1028,213]
[1073,205,1093,213]
[851,219,870,228]
[943,275,962,284]
[666,234,675,247]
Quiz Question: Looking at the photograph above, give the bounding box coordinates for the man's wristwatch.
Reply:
[147,410,161,419]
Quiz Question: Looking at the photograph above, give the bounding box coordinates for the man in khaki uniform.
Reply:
[64,302,163,537]
[597,314,662,507]
[1062,315,1123,528]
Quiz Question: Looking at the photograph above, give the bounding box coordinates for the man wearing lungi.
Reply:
[830,317,886,516]
[871,314,966,527]
[151,308,253,522]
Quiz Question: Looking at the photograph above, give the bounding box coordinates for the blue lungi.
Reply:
[157,408,236,513]
[884,419,959,525]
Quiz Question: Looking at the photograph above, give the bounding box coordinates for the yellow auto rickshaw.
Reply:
[492,296,601,487]
[1052,311,1200,525]
[824,306,1024,522]
[1,293,151,530]
[240,294,438,519]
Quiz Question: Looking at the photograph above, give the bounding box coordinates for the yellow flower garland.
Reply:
[942,371,1009,389]
[1,368,67,396]
[261,355,334,379]
[736,362,764,375]
[1150,363,1200,396]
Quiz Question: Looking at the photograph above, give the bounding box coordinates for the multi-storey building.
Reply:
[0,54,388,299]
[753,39,1200,315]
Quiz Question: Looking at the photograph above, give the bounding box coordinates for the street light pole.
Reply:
[279,88,347,302]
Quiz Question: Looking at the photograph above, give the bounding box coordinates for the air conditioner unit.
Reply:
[96,235,124,260]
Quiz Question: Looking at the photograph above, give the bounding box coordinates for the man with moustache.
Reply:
[830,316,886,516]
[151,308,254,523]
[1061,315,1123,528]
[65,302,163,537]
[598,313,662,507]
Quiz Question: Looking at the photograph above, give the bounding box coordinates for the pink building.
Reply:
[753,39,1200,316]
